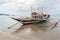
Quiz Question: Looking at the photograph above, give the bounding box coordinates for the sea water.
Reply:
[0,12,60,32]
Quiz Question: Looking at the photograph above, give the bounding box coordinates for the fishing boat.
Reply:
[11,12,50,25]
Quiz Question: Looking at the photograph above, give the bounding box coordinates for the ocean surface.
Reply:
[0,13,60,40]
[0,13,60,32]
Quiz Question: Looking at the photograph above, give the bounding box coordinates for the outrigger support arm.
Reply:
[48,19,60,29]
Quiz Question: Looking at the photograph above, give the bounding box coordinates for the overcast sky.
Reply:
[0,0,60,15]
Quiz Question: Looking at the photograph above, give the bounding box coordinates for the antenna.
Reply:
[31,6,32,14]
[42,7,43,12]
[41,7,44,14]
[37,7,39,12]
[37,5,40,12]
[31,6,32,13]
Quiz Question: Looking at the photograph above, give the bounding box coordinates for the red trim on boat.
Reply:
[22,22,33,25]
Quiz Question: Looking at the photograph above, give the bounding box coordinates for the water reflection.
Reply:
[13,21,49,33]
[12,22,60,40]
[10,19,60,40]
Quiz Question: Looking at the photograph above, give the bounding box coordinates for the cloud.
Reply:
[49,0,60,14]
[0,0,60,16]
[0,0,6,4]
[31,0,60,15]
[0,0,33,15]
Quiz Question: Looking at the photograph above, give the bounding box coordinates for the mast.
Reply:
[31,6,32,17]
[41,7,44,14]
[42,7,43,12]
[37,5,40,12]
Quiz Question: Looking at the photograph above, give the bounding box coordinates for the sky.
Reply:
[0,0,60,16]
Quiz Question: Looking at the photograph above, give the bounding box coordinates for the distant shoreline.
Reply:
[0,14,15,16]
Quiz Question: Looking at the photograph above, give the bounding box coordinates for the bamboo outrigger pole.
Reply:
[8,22,20,29]
[48,19,60,29]
[8,21,23,29]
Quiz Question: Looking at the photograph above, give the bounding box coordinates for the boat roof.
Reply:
[32,12,44,15]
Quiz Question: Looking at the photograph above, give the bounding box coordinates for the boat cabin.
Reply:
[32,12,50,20]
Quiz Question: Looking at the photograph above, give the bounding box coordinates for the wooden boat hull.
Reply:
[11,18,47,25]
[22,22,33,25]
[22,20,47,25]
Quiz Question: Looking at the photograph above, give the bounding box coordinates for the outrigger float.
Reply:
[11,12,50,25]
